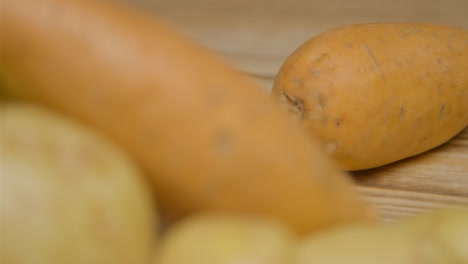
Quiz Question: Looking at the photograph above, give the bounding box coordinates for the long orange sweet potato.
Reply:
[272,23,468,171]
[0,0,375,233]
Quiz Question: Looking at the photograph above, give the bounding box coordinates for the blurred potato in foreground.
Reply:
[156,214,295,264]
[0,103,157,264]
[295,209,468,264]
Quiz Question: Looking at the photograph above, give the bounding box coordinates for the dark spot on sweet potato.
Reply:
[361,43,380,69]
[335,118,342,127]
[440,101,446,119]
[280,91,305,120]
[431,32,442,41]
[316,93,326,109]
[399,105,405,121]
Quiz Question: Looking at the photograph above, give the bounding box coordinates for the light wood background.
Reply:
[119,0,468,222]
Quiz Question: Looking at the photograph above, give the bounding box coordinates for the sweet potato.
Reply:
[156,214,294,264]
[272,23,468,170]
[0,103,157,264]
[0,0,375,233]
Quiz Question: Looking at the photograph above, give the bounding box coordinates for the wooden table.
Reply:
[120,0,468,222]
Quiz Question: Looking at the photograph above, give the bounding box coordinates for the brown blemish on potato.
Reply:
[335,118,342,127]
[361,43,380,69]
[440,101,446,119]
[280,91,305,120]
[309,69,321,77]
[345,42,353,48]
[437,59,442,65]
[431,32,442,41]
[316,93,326,109]
[399,105,405,121]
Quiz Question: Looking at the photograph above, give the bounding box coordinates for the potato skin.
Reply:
[157,214,294,264]
[272,23,468,170]
[295,209,468,264]
[0,103,157,264]
[0,0,375,233]
[395,209,468,261]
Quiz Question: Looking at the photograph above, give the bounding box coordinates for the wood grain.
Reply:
[120,0,468,221]
[358,186,468,222]
[121,0,468,76]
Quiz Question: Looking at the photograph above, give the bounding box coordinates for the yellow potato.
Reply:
[295,210,468,264]
[295,225,447,264]
[395,209,468,261]
[156,214,295,264]
[0,103,157,264]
